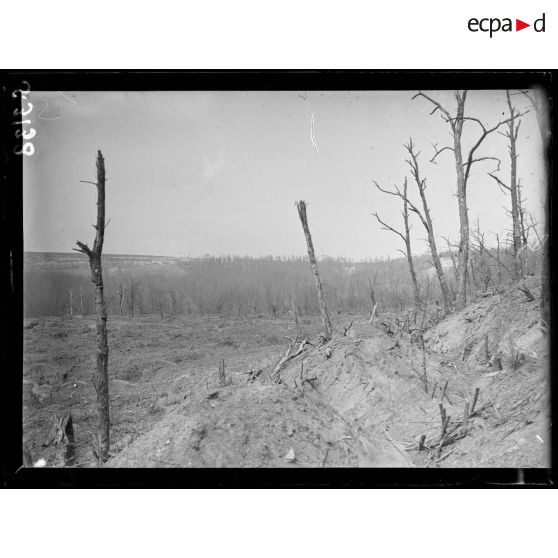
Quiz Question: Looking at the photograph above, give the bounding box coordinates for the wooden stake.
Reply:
[440,379,449,402]
[418,434,426,451]
[296,201,332,341]
[422,349,428,390]
[462,402,470,434]
[437,403,450,444]
[431,381,438,398]
[470,387,480,415]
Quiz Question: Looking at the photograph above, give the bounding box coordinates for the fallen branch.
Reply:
[410,366,428,392]
[369,303,378,326]
[271,338,309,377]
[488,396,502,421]
[383,430,416,467]
[518,284,534,302]
[342,320,354,337]
[436,447,456,464]
[461,402,470,435]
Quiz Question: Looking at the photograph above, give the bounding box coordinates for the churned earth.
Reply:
[23,275,549,468]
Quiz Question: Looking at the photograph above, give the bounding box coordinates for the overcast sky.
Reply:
[23,89,545,260]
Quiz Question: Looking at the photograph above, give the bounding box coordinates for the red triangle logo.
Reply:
[516,19,530,31]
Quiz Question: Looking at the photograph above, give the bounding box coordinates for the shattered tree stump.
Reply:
[470,388,480,415]
[74,150,110,461]
[440,380,449,402]
[218,359,227,387]
[295,200,332,341]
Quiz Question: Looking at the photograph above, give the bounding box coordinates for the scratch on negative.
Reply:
[57,91,78,105]
[310,113,320,155]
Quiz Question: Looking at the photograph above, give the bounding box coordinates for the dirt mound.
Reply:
[424,275,547,370]
[273,276,550,468]
[276,323,457,466]
[107,383,404,467]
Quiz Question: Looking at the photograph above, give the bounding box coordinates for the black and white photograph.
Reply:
[15,76,551,474]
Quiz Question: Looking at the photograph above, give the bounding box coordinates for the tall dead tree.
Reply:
[126,277,139,317]
[372,177,421,310]
[79,285,86,315]
[517,179,528,253]
[367,272,378,316]
[68,289,74,318]
[520,89,550,330]
[74,150,110,462]
[413,90,526,309]
[374,140,451,315]
[488,90,523,280]
[295,200,332,341]
[118,282,124,316]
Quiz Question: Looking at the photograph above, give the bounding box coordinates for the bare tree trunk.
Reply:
[507,93,523,279]
[517,180,529,267]
[496,234,502,285]
[79,285,86,315]
[451,95,469,309]
[127,277,136,317]
[404,140,450,314]
[488,91,523,280]
[522,89,551,329]
[443,237,459,282]
[402,181,421,311]
[540,216,550,329]
[295,200,332,341]
[367,274,377,308]
[413,90,525,310]
[74,150,110,462]
[118,282,124,316]
[68,289,74,318]
[373,178,421,311]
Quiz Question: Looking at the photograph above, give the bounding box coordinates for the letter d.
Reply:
[534,13,545,32]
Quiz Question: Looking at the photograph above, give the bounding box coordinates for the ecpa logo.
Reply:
[468,13,546,37]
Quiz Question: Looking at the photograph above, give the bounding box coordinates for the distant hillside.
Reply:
[24,248,527,319]
[24,252,193,277]
[24,251,440,318]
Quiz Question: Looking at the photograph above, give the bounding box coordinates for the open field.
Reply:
[23,275,549,468]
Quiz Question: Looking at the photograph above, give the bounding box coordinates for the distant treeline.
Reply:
[23,248,539,319]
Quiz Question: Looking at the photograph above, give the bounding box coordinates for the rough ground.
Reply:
[23,275,550,468]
